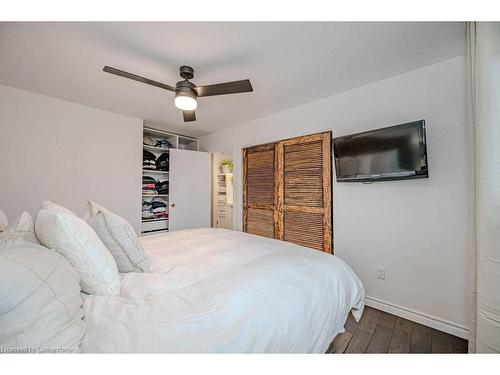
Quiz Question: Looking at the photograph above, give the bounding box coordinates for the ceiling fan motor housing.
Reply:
[179,65,194,80]
[175,79,197,98]
[175,79,198,111]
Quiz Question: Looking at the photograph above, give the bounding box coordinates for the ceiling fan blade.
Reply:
[196,79,253,97]
[183,110,196,122]
[103,66,175,92]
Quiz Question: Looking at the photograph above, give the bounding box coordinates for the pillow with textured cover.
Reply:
[0,245,86,352]
[0,210,7,232]
[0,211,39,249]
[35,201,121,296]
[86,201,150,273]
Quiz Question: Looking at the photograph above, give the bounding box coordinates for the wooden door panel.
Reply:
[284,211,324,250]
[281,132,332,253]
[243,143,276,237]
[246,208,275,238]
[246,149,275,205]
[284,141,324,208]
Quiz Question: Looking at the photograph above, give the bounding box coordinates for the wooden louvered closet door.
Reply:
[277,132,332,252]
[243,132,332,253]
[242,143,276,239]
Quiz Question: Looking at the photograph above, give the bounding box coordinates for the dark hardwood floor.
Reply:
[327,306,468,354]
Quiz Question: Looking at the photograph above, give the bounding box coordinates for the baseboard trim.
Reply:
[365,296,469,340]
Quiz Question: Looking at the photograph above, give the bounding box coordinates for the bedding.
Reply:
[35,201,121,296]
[0,245,85,352]
[0,211,38,249]
[86,201,150,273]
[0,210,7,232]
[81,228,364,353]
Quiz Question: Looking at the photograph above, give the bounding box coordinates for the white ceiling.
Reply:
[0,22,465,137]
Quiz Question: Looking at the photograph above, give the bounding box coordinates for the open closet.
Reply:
[242,131,332,252]
[142,126,210,235]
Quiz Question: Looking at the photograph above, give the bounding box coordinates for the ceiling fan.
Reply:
[103,65,253,122]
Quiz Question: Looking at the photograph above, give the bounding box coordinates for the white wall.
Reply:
[0,84,143,232]
[200,56,473,337]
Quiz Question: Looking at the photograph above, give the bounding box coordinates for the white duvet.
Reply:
[81,228,365,353]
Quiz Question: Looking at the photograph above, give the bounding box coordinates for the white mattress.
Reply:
[81,228,365,353]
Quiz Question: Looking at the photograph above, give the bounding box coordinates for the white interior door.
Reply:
[169,149,211,231]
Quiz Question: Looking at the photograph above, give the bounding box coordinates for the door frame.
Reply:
[211,148,236,230]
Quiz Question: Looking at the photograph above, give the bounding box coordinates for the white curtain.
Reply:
[468,22,500,353]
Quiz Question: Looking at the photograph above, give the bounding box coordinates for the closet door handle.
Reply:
[171,203,176,208]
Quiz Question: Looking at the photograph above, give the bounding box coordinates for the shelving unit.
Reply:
[215,173,233,229]
[143,144,171,153]
[142,170,169,175]
[141,126,199,235]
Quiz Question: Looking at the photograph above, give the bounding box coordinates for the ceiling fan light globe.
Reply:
[175,95,197,111]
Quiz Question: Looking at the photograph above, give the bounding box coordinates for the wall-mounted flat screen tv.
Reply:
[333,120,428,182]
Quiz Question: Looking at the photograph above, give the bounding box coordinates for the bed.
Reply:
[80,228,365,353]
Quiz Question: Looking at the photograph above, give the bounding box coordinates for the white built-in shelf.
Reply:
[142,229,169,235]
[143,145,171,153]
[178,136,199,151]
[141,125,199,235]
[141,218,168,222]
[142,169,169,174]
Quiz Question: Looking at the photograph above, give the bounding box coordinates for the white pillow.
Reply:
[40,200,79,216]
[0,210,7,232]
[0,211,39,249]
[0,245,86,352]
[35,201,121,296]
[86,201,150,273]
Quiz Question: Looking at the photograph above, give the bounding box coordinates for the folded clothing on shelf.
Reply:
[155,180,169,195]
[143,162,156,170]
[151,201,167,211]
[144,136,173,149]
[156,153,169,171]
[143,150,156,161]
[153,211,168,219]
[142,200,154,219]
[152,207,167,213]
[143,176,156,183]
[143,135,157,147]
[143,150,157,170]
[142,199,168,220]
[142,176,157,191]
[142,210,155,219]
[155,139,172,149]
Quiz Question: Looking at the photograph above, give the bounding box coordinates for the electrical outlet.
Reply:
[376,266,386,280]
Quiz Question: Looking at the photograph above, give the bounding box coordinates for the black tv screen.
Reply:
[333,120,428,182]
